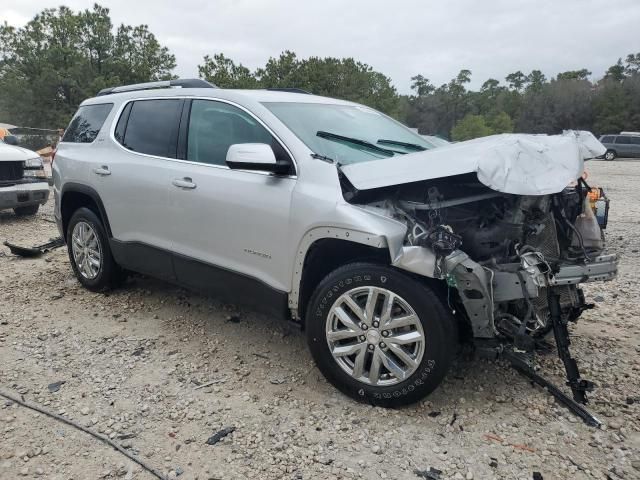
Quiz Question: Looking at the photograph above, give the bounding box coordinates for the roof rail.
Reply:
[620,131,640,136]
[97,78,216,96]
[266,87,311,95]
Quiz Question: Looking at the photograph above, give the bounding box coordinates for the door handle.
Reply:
[93,166,111,176]
[172,177,197,189]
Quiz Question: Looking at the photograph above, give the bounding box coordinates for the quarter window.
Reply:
[62,103,113,143]
[187,100,287,167]
[118,99,183,157]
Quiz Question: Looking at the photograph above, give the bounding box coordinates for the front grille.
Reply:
[0,161,24,181]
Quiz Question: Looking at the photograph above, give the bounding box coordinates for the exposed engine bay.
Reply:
[344,172,616,341]
[341,169,617,424]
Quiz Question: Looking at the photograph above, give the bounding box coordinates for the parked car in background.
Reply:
[598,133,640,160]
[0,137,49,215]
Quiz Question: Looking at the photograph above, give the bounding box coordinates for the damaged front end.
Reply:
[388,179,617,345]
[341,131,618,425]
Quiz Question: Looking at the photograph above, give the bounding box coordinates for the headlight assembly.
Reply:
[24,157,44,168]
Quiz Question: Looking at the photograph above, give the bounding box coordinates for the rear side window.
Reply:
[62,103,113,143]
[615,136,632,144]
[118,99,183,157]
[600,135,614,143]
[631,136,640,145]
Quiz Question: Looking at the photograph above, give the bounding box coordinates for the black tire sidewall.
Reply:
[306,263,455,407]
[605,150,616,161]
[66,207,116,291]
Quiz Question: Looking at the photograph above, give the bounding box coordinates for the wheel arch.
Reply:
[290,227,393,323]
[60,183,112,240]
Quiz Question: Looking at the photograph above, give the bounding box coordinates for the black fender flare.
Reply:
[60,183,113,238]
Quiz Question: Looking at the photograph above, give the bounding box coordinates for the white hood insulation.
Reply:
[341,130,605,196]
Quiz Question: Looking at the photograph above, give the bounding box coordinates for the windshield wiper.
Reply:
[377,139,426,152]
[310,152,336,164]
[316,131,395,157]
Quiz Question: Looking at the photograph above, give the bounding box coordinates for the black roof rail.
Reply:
[97,78,216,96]
[266,87,312,95]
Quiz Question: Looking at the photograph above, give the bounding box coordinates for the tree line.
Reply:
[1,4,639,141]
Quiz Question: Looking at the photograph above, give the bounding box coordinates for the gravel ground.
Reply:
[1,160,639,480]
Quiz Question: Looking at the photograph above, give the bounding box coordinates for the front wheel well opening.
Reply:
[61,191,108,240]
[298,239,390,324]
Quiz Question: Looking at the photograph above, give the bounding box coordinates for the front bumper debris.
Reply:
[0,181,49,210]
[550,253,618,285]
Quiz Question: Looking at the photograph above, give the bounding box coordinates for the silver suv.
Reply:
[53,79,617,408]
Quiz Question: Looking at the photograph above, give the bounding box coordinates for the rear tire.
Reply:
[13,205,39,216]
[306,263,457,407]
[66,207,124,291]
[604,150,616,161]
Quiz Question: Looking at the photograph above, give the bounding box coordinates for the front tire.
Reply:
[306,263,457,407]
[66,207,122,291]
[604,150,616,161]
[14,205,39,216]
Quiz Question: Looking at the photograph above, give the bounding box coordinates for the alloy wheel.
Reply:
[71,221,102,279]
[325,286,425,386]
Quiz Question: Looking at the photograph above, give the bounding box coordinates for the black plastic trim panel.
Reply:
[110,239,289,319]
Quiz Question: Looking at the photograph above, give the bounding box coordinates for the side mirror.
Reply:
[226,143,290,174]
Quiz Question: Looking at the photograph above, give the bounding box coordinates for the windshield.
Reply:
[263,102,434,165]
[422,135,450,147]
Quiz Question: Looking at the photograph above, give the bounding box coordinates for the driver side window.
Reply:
[187,100,290,169]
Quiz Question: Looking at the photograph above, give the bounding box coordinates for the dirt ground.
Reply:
[1,160,639,480]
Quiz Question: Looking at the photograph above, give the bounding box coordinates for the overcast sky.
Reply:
[4,0,640,92]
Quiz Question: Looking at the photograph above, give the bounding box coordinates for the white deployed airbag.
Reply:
[341,130,604,195]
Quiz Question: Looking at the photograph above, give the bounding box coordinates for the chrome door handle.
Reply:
[93,166,111,176]
[172,177,197,189]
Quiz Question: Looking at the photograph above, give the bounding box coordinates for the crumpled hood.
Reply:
[0,143,41,162]
[341,130,604,195]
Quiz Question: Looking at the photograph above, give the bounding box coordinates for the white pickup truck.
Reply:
[0,138,49,216]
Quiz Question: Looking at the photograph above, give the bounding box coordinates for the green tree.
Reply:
[198,51,402,117]
[605,59,626,82]
[506,71,527,92]
[198,53,258,89]
[593,79,628,133]
[487,111,514,134]
[526,70,547,93]
[556,69,591,81]
[410,74,435,97]
[0,4,175,128]
[624,53,640,75]
[451,114,493,141]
